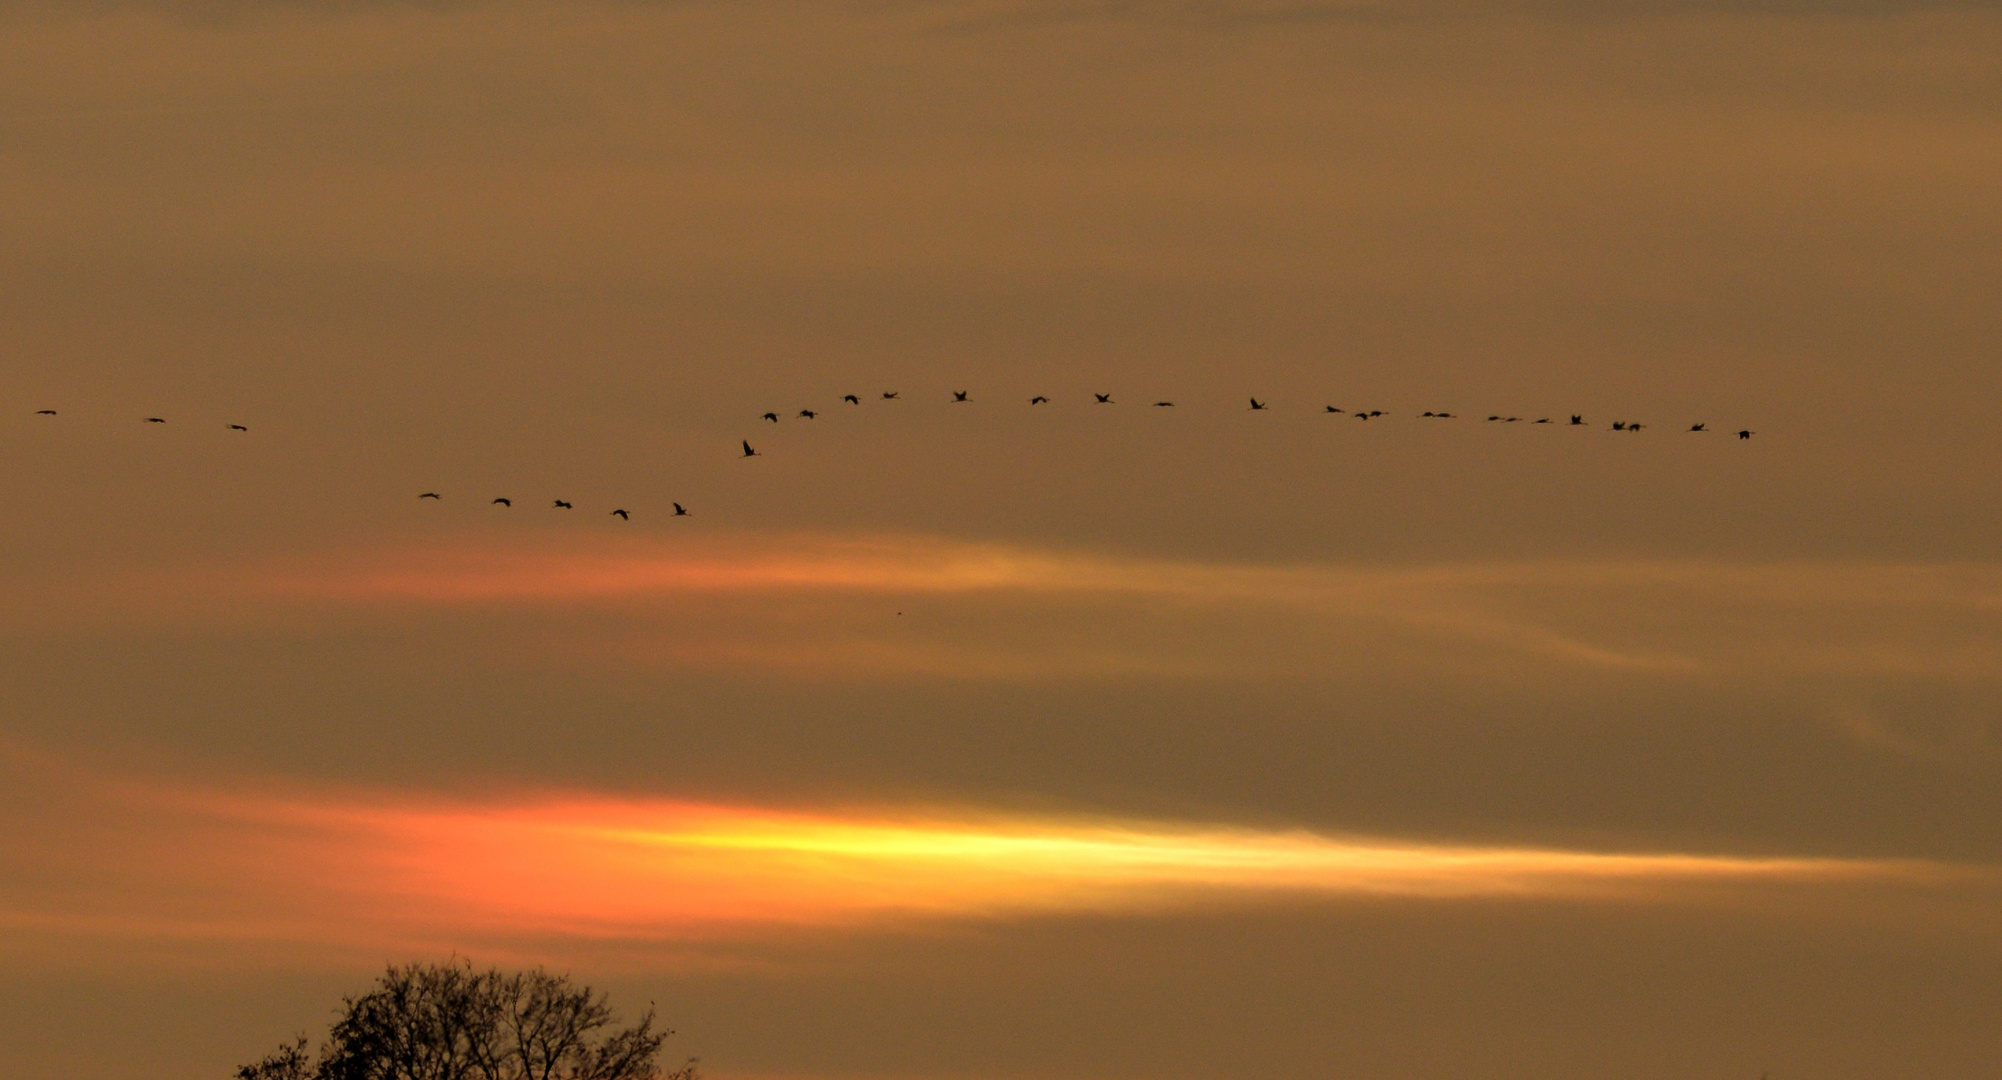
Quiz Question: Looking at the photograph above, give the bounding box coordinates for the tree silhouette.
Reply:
[235,961,696,1080]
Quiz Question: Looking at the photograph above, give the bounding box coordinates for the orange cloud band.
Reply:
[0,764,1966,964]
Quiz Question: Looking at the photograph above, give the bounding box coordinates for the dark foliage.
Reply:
[235,961,696,1080]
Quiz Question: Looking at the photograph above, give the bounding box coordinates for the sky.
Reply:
[2,1,2002,1077]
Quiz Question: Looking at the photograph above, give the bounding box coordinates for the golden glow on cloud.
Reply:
[0,759,1968,965]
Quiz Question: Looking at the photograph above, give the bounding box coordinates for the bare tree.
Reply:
[236,961,697,1080]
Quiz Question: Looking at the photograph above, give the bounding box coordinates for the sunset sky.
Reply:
[4,2,2002,1077]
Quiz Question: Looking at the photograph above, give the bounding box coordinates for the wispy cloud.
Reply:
[38,532,2002,685]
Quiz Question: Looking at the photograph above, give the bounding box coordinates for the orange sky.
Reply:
[4,2,2002,1078]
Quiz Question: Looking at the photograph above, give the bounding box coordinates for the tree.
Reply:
[236,961,697,1080]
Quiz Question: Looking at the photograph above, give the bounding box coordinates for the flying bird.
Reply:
[552,499,573,509]
[1368,410,1384,417]
[492,497,512,507]
[1533,418,1552,424]
[1570,415,1584,425]
[952,391,969,402]
[1154,401,1174,407]
[673,502,689,516]
[799,409,817,419]
[145,417,165,423]
[1628,423,1646,432]
[763,412,779,423]
[1249,398,1267,410]
[1739,429,1754,440]
[1486,415,1501,422]
[882,391,899,400]
[35,409,56,416]
[1354,412,1372,420]
[1030,396,1049,405]
[1611,421,1627,430]
[1095,393,1113,404]
[742,440,759,457]
[1689,423,1708,432]
[1326,406,1345,414]
[228,424,248,431]
[843,394,860,404]
[419,492,441,500]
[611,509,629,520]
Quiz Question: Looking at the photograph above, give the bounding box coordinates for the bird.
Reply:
[228,424,248,431]
[799,409,817,419]
[1739,429,1754,440]
[419,492,441,500]
[882,391,899,400]
[1569,415,1584,425]
[1628,423,1646,432]
[952,391,969,402]
[1611,421,1626,430]
[1504,417,1521,423]
[1354,412,1372,420]
[1689,423,1707,432]
[492,497,512,507]
[552,499,573,509]
[611,509,629,520]
[1095,393,1113,404]
[673,502,689,516]
[34,409,56,416]
[1154,401,1174,407]
[1533,418,1552,424]
[1420,411,1435,417]
[742,440,759,457]
[762,412,779,423]
[1368,410,1384,417]
[1327,406,1345,414]
[1030,396,1049,405]
[145,417,165,423]
[1437,412,1456,418]
[843,394,860,404]
[1249,398,1267,410]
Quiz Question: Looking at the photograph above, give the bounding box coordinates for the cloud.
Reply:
[30,532,2002,687]
[0,753,1975,971]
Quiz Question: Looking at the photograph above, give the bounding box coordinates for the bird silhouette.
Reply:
[882,391,899,400]
[1154,401,1174,407]
[1355,412,1372,420]
[228,424,248,431]
[1326,406,1345,414]
[952,391,969,402]
[35,409,57,416]
[1739,429,1754,440]
[843,394,860,404]
[1368,410,1384,417]
[1611,421,1627,430]
[1504,417,1521,423]
[419,492,441,500]
[145,417,165,424]
[611,508,629,520]
[492,497,512,507]
[1249,398,1267,410]
[1030,396,1049,405]
[1689,423,1707,432]
[799,409,817,419]
[1095,393,1113,404]
[762,412,779,423]
[1436,412,1456,418]
[1533,418,1552,424]
[552,499,573,509]
[1628,423,1646,432]
[1487,415,1501,422]
[673,502,689,516]
[1570,415,1584,425]
[742,440,759,457]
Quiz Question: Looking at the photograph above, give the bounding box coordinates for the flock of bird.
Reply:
[20,390,1756,523]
